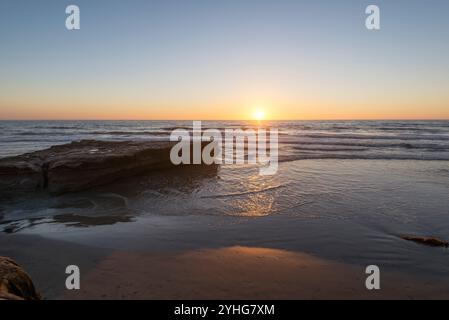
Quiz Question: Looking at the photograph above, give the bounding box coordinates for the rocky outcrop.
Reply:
[401,235,449,248]
[0,256,40,300]
[0,140,218,196]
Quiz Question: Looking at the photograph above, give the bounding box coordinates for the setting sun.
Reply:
[254,109,266,121]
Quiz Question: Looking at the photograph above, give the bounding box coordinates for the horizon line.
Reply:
[1,118,449,122]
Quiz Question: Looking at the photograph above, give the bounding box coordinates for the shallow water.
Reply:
[0,121,448,280]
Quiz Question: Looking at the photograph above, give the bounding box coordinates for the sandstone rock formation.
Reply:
[0,256,40,300]
[0,140,218,196]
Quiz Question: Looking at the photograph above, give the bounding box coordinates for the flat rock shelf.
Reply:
[0,140,218,196]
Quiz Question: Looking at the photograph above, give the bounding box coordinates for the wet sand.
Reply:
[2,234,448,300]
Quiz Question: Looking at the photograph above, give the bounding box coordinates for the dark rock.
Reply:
[0,140,218,196]
[401,235,449,248]
[0,256,41,300]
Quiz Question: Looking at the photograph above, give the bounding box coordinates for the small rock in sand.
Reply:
[400,235,449,248]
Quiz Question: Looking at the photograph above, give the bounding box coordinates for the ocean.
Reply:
[1,120,449,283]
[1,120,449,160]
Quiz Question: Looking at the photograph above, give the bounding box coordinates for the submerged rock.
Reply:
[401,235,449,248]
[0,256,40,300]
[0,140,218,196]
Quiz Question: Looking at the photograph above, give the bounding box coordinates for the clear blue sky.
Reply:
[0,0,448,119]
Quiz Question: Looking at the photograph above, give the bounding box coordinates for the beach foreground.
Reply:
[2,234,449,300]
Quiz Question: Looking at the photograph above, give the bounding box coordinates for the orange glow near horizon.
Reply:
[1,100,449,121]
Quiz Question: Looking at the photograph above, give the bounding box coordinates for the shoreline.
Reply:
[2,158,449,297]
[1,133,448,300]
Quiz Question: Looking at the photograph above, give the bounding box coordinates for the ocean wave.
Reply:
[279,153,449,162]
[292,146,369,152]
[373,127,448,133]
[297,133,449,141]
[32,126,84,130]
[89,130,169,136]
[287,141,449,151]
[16,130,171,136]
[292,126,447,133]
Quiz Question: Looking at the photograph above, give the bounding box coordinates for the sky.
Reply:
[0,0,448,120]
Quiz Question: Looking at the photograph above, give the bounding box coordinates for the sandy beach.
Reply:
[2,233,448,300]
